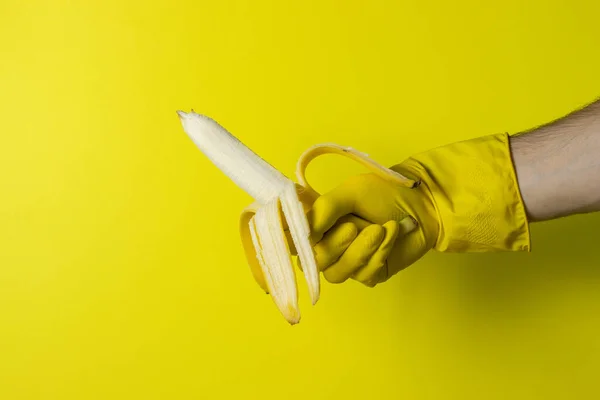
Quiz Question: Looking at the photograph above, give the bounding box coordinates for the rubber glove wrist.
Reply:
[396,132,531,253]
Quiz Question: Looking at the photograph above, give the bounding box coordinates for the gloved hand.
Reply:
[307,132,531,287]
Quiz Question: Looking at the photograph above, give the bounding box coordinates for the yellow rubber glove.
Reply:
[307,132,531,287]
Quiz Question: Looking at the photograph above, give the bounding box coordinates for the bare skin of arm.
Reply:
[510,97,600,222]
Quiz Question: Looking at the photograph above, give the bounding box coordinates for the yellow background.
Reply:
[1,1,600,399]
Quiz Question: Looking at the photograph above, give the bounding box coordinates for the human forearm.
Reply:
[510,98,600,222]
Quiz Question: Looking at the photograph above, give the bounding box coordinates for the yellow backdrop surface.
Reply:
[1,1,600,399]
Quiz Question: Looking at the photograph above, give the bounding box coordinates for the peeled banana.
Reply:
[177,110,418,325]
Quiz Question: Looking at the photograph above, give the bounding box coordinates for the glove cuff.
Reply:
[403,133,531,253]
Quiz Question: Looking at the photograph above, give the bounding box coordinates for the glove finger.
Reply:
[289,214,365,257]
[353,216,417,286]
[337,214,371,231]
[372,218,429,285]
[295,221,358,272]
[323,224,385,284]
[314,221,358,271]
[307,187,356,244]
[351,220,399,285]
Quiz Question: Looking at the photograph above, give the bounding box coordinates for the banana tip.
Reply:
[310,293,320,306]
[284,304,301,325]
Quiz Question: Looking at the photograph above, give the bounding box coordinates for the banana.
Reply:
[177,110,418,325]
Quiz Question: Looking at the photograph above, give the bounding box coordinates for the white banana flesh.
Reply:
[177,110,418,325]
[177,111,318,324]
